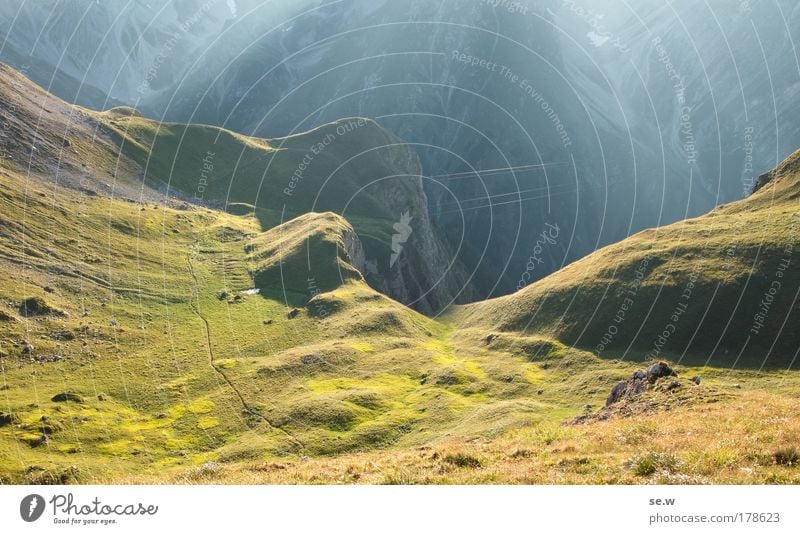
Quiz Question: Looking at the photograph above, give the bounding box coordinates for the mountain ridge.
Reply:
[449,149,800,364]
[0,62,475,313]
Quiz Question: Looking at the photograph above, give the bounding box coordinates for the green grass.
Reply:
[2,63,800,484]
[0,167,578,481]
[449,149,800,363]
[97,111,422,269]
[4,165,800,483]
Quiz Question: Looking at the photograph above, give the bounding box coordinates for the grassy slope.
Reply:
[450,150,800,365]
[0,168,562,482]
[248,212,364,296]
[3,165,799,485]
[97,109,421,265]
[1,63,799,484]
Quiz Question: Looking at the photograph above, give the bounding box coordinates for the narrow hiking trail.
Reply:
[185,245,305,451]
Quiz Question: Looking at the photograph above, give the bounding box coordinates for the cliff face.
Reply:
[132,0,800,301]
[361,144,477,314]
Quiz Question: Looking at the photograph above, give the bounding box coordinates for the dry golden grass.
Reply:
[111,390,800,485]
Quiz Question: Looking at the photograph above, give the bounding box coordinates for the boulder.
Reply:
[606,375,650,406]
[0,412,19,427]
[18,297,65,318]
[606,363,678,406]
[51,392,85,403]
[646,361,677,383]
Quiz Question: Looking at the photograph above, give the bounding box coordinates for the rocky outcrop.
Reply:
[752,149,800,193]
[606,362,678,406]
[568,362,726,425]
[359,133,478,314]
[18,297,65,318]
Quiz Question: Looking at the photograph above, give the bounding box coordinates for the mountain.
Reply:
[0,61,473,313]
[6,1,799,303]
[0,63,553,481]
[0,0,247,108]
[145,0,800,299]
[451,149,800,364]
[2,64,800,484]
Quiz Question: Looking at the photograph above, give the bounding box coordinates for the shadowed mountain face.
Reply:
[2,0,799,304]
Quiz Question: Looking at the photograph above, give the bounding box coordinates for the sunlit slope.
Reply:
[248,212,365,296]
[95,109,473,313]
[0,61,474,313]
[452,150,800,363]
[99,111,415,219]
[0,166,552,481]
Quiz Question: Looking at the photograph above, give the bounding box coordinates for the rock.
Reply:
[606,362,679,406]
[22,343,34,355]
[301,354,323,365]
[606,375,650,406]
[51,392,85,403]
[39,416,62,435]
[0,309,16,322]
[646,361,677,383]
[51,331,76,341]
[0,412,19,427]
[263,319,274,325]
[691,376,701,385]
[287,308,301,319]
[18,297,65,318]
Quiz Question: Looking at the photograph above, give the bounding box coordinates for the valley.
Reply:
[1,63,799,484]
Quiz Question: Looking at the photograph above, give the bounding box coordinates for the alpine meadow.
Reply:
[1,0,800,489]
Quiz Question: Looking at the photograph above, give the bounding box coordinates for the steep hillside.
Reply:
[0,164,562,481]
[0,62,475,313]
[3,63,800,486]
[0,64,552,482]
[248,211,365,296]
[452,150,800,364]
[140,0,800,300]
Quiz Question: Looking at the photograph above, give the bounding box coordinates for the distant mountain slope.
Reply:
[3,65,800,486]
[451,150,800,364]
[0,62,475,313]
[6,1,799,304]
